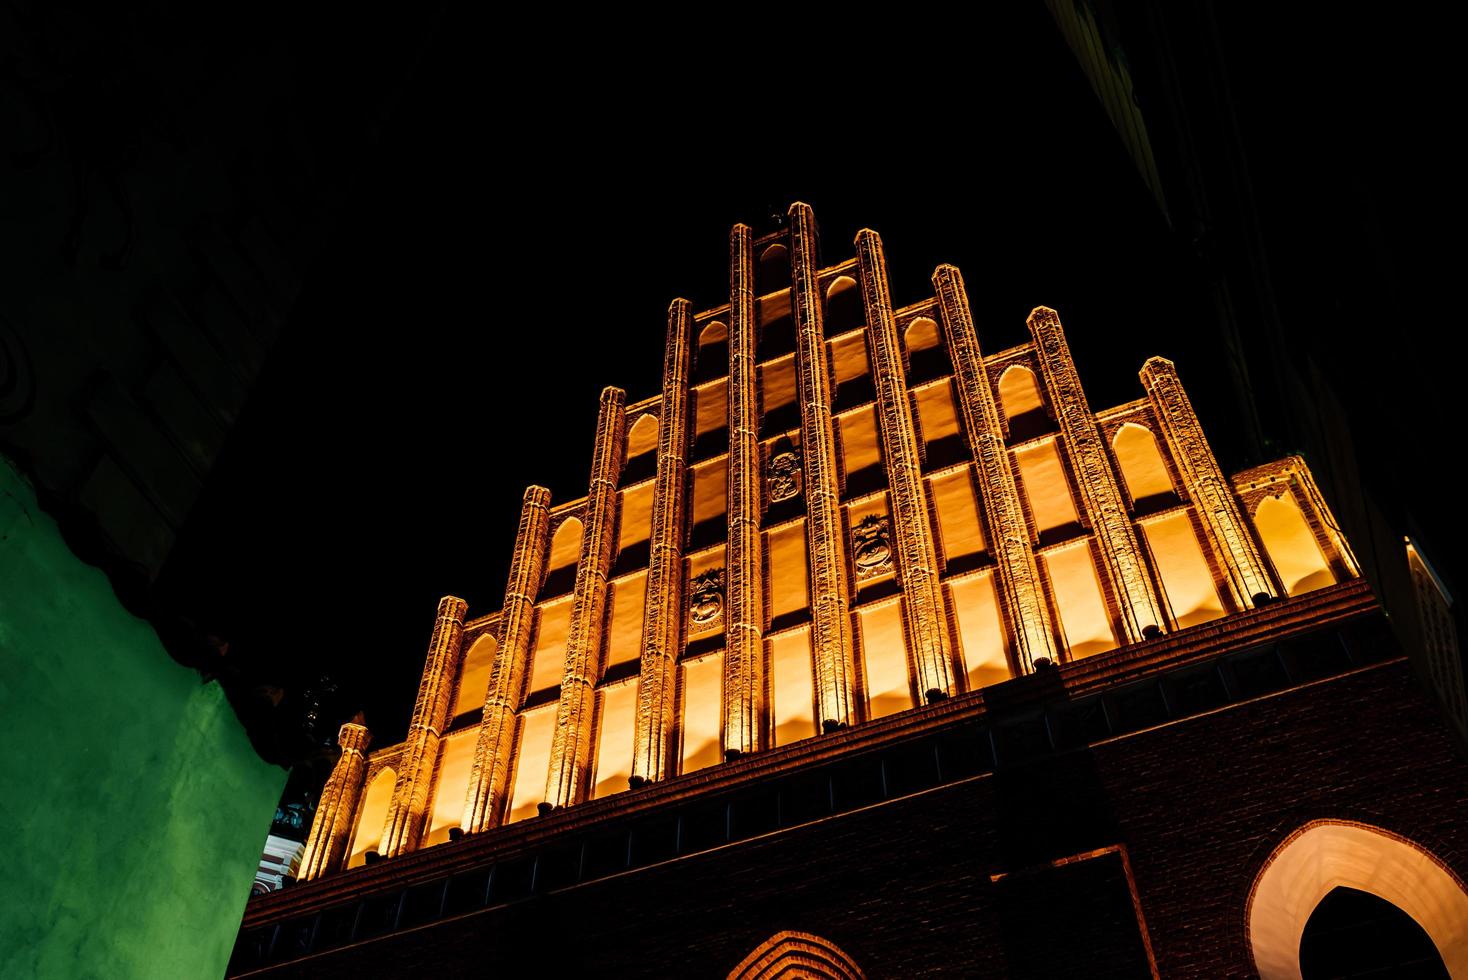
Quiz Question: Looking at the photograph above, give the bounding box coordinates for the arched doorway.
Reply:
[727,930,865,980]
[1299,886,1448,978]
[1246,820,1468,979]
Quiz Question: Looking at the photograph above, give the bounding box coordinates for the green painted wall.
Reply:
[0,457,285,979]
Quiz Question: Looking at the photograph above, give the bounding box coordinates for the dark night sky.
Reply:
[156,6,1375,751]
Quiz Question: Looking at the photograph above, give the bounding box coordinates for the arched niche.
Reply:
[904,316,941,352]
[825,275,863,333]
[541,517,584,597]
[451,633,498,718]
[623,414,660,484]
[727,930,866,980]
[347,767,396,868]
[1112,422,1177,509]
[998,364,1053,441]
[758,243,790,293]
[1246,820,1468,979]
[1254,494,1335,595]
[695,321,729,383]
[905,316,950,383]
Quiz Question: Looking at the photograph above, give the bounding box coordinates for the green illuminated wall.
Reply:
[0,457,285,979]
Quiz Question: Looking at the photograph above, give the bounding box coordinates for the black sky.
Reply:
[157,6,1287,749]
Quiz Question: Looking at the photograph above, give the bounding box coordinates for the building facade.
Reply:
[230,205,1468,978]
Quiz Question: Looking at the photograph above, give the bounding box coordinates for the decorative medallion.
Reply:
[689,568,725,626]
[852,515,894,579]
[767,450,802,503]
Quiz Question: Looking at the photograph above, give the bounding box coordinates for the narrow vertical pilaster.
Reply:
[544,387,627,810]
[460,485,552,833]
[855,230,953,700]
[724,225,766,756]
[1140,356,1279,608]
[1028,306,1165,644]
[380,595,468,856]
[630,300,693,783]
[933,266,1058,672]
[789,201,858,730]
[298,722,370,880]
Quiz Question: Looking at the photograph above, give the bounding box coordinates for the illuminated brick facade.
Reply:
[231,207,1468,978]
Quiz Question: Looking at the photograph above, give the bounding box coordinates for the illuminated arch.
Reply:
[695,321,729,383]
[623,414,661,484]
[758,243,790,292]
[1112,422,1175,506]
[727,931,866,980]
[451,633,498,718]
[347,767,396,868]
[998,364,1044,421]
[548,518,583,573]
[1246,820,1468,979]
[903,316,941,352]
[699,321,728,348]
[825,275,862,333]
[1253,494,1334,595]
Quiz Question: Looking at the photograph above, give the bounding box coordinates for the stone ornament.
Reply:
[852,515,894,580]
[767,450,802,503]
[689,568,725,626]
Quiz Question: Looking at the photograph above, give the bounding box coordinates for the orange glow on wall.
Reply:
[1016,440,1080,533]
[1046,541,1118,658]
[422,731,475,847]
[760,354,798,418]
[829,330,870,385]
[528,595,572,694]
[1254,494,1335,596]
[949,572,1011,689]
[605,572,647,671]
[451,633,498,718]
[928,468,986,563]
[617,481,655,553]
[506,705,556,823]
[859,599,914,719]
[838,405,882,478]
[691,456,729,525]
[1112,422,1175,505]
[1142,512,1226,629]
[680,652,724,773]
[770,628,817,747]
[591,680,637,800]
[347,767,395,868]
[765,520,810,620]
[694,378,727,437]
[915,380,962,444]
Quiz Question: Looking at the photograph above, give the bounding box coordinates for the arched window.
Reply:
[904,316,950,383]
[825,276,862,333]
[757,243,790,293]
[1112,422,1177,512]
[622,413,660,485]
[347,767,396,868]
[998,364,1053,442]
[727,930,866,980]
[695,321,729,384]
[541,517,583,598]
[1253,494,1335,596]
[1246,820,1468,978]
[451,633,498,718]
